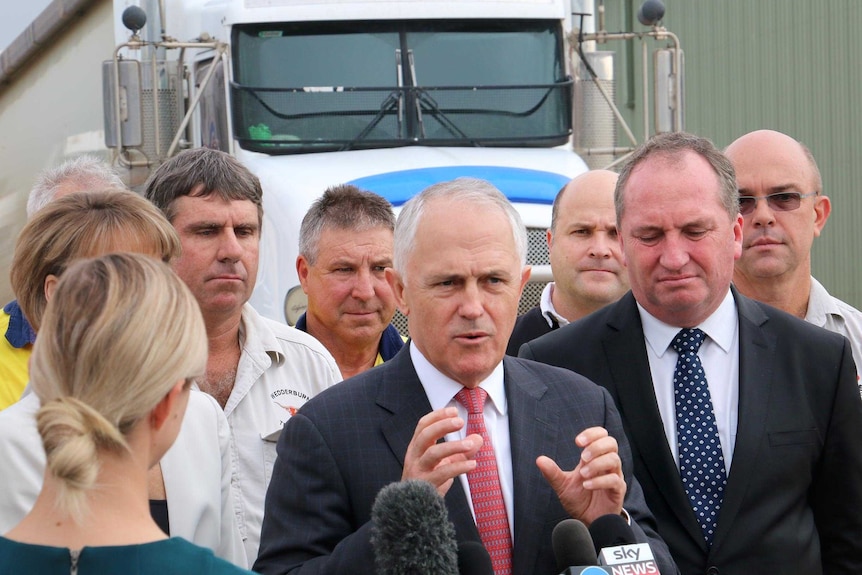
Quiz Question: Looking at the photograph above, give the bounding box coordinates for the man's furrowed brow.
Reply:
[187,221,223,232]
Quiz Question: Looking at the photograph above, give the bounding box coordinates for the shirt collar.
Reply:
[295,312,404,361]
[410,342,507,415]
[638,289,737,356]
[240,303,285,365]
[540,282,569,328]
[4,300,36,348]
[805,276,840,326]
[294,312,308,332]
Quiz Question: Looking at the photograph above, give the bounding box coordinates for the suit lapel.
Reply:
[375,348,480,542]
[505,358,557,575]
[376,350,431,467]
[603,294,705,547]
[712,289,774,548]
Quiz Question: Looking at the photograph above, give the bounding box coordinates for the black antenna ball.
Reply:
[637,0,665,26]
[122,5,147,34]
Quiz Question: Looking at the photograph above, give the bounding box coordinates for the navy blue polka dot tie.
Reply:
[672,328,727,546]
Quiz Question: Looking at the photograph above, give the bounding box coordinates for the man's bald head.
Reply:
[725,130,822,193]
[725,129,830,316]
[547,169,627,321]
[551,170,619,232]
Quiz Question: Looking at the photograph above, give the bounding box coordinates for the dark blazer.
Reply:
[254,346,677,575]
[520,289,862,575]
[506,306,557,356]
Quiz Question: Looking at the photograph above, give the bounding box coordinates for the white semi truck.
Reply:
[103,0,682,326]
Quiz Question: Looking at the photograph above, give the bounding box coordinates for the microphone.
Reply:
[589,513,636,555]
[371,479,459,575]
[552,518,598,573]
[589,514,661,574]
[456,541,494,575]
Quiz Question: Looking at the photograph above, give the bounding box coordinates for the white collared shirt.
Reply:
[638,290,739,475]
[539,282,570,329]
[226,304,342,562]
[806,276,862,386]
[411,343,514,540]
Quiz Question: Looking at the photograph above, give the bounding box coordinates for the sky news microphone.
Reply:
[589,514,661,575]
[371,479,459,575]
[456,541,494,575]
[589,514,637,555]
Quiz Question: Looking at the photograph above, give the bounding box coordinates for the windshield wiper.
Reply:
[413,89,480,146]
[340,49,405,152]
[407,50,479,146]
[339,90,401,152]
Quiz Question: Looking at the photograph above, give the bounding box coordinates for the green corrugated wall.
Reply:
[597,0,862,308]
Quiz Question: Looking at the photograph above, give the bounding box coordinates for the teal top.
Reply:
[0,536,256,574]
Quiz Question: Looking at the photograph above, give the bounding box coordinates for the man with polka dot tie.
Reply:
[521,132,862,574]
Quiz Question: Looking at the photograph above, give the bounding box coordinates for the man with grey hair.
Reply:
[295,184,403,379]
[0,155,125,410]
[521,132,862,573]
[255,177,675,575]
[26,154,124,217]
[143,147,342,562]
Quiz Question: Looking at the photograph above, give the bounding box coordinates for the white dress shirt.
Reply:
[539,282,570,329]
[637,290,739,475]
[411,343,515,541]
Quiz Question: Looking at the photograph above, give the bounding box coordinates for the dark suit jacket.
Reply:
[520,289,862,575]
[254,346,677,575]
[506,306,557,356]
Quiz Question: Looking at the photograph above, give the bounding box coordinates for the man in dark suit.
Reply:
[520,132,862,574]
[255,178,677,574]
[507,170,627,355]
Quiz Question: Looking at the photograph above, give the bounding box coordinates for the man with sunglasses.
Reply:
[726,129,862,385]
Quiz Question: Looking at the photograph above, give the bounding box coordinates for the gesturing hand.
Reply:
[536,426,626,525]
[402,407,483,496]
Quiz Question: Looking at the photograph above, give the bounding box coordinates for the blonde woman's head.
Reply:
[10,189,181,331]
[30,253,207,521]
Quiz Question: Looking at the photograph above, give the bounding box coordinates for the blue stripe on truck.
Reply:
[348,166,569,206]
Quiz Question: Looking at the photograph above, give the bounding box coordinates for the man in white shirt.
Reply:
[725,129,862,387]
[520,132,862,574]
[144,149,342,562]
[255,177,675,575]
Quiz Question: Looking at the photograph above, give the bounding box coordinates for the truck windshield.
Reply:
[231,19,571,154]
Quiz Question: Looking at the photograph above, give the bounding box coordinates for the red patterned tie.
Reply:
[455,387,513,575]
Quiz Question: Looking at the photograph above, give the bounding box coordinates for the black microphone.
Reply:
[371,479,459,575]
[588,513,636,555]
[552,518,598,573]
[456,541,493,575]
[589,514,661,574]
